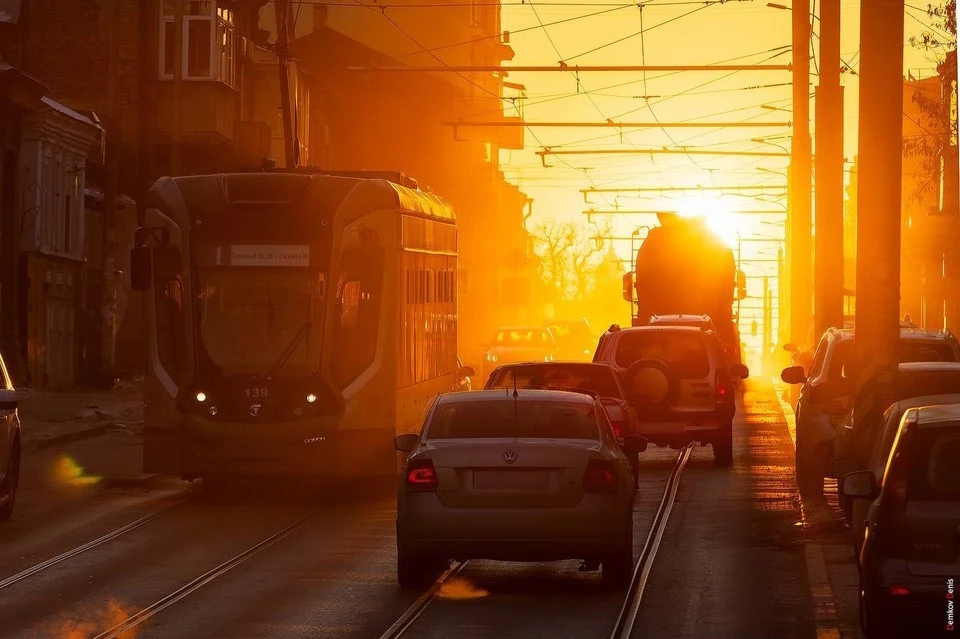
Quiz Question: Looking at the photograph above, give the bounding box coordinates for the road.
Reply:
[0,379,860,638]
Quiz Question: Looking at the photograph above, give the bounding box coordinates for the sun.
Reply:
[675,197,741,248]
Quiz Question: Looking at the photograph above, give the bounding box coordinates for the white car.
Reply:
[394,390,641,589]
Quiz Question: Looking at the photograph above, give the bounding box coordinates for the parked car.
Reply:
[482,326,558,379]
[0,349,21,521]
[842,403,960,638]
[593,324,748,465]
[394,390,640,588]
[484,361,644,485]
[833,361,960,489]
[781,326,960,496]
[847,393,960,552]
[547,318,596,361]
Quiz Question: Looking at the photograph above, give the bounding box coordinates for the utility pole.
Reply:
[854,0,904,391]
[171,0,183,174]
[275,0,297,169]
[790,0,813,348]
[814,0,845,335]
[139,0,158,223]
[100,0,122,385]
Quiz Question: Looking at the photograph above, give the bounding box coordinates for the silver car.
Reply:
[394,390,640,589]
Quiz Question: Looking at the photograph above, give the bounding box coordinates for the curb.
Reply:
[23,423,110,455]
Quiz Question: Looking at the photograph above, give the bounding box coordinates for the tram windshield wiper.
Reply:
[267,321,314,378]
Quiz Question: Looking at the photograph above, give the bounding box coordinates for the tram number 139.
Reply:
[244,388,269,399]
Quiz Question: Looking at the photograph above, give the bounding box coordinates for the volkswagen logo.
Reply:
[502,449,519,464]
[249,403,262,418]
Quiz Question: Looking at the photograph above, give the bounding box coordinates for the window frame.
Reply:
[159,0,237,87]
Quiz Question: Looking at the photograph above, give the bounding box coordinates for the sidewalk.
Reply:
[17,383,144,454]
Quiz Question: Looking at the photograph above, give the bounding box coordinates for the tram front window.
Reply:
[196,269,324,376]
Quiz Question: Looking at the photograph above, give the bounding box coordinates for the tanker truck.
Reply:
[621,212,747,369]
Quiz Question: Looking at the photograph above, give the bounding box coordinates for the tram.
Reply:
[130,171,462,479]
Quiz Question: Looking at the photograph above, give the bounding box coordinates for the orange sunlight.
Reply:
[676,197,742,248]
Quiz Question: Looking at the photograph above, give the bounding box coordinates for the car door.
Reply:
[0,354,15,478]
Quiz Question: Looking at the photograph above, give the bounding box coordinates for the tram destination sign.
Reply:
[230,245,310,267]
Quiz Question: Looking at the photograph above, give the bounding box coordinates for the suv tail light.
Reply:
[405,460,438,492]
[583,460,618,492]
[715,373,731,404]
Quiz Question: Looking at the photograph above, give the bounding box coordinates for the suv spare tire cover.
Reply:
[624,359,677,410]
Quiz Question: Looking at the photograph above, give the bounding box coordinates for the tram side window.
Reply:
[153,249,186,384]
[332,239,385,388]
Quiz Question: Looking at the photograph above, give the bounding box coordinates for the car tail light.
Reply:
[888,585,911,596]
[716,374,731,403]
[405,460,438,492]
[583,460,617,492]
[610,421,625,438]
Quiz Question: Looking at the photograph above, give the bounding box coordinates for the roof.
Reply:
[649,314,713,323]
[40,96,101,130]
[151,172,455,225]
[495,325,550,332]
[887,393,960,415]
[912,403,960,426]
[491,362,614,372]
[898,361,960,372]
[829,326,953,341]
[613,324,706,335]
[438,389,597,404]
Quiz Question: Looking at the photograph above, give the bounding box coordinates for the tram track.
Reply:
[91,509,317,639]
[0,497,188,592]
[379,443,695,639]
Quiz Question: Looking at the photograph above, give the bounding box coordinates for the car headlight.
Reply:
[486,352,498,363]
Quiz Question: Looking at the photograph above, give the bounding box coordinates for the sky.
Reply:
[492,0,955,355]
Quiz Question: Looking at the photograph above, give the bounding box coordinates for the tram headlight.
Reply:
[208,406,218,416]
[306,392,318,404]
[195,391,207,403]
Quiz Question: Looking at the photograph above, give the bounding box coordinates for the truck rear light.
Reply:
[583,460,617,492]
[405,460,438,492]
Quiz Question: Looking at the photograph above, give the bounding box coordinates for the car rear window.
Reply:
[495,329,549,346]
[487,364,622,399]
[908,425,960,501]
[614,331,709,378]
[833,339,958,380]
[426,400,598,440]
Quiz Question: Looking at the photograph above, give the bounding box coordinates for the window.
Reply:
[331,234,384,388]
[614,331,709,378]
[159,0,237,86]
[427,400,598,440]
[154,248,186,383]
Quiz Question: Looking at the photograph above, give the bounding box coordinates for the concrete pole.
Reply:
[100,0,122,384]
[854,0,904,390]
[791,0,813,348]
[814,0,845,334]
[171,0,183,175]
[275,0,297,169]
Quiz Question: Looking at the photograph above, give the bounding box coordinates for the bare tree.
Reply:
[531,220,608,302]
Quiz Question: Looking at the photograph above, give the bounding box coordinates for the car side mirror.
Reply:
[622,272,634,302]
[822,399,848,416]
[731,364,749,379]
[780,365,806,385]
[783,342,798,353]
[394,434,419,452]
[621,434,648,452]
[841,470,878,500]
[457,365,475,378]
[130,246,152,291]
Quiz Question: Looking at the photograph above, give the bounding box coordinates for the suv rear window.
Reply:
[614,331,709,378]
[427,400,598,440]
[487,364,622,399]
[909,425,960,501]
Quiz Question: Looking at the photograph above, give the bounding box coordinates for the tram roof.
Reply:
[148,172,456,224]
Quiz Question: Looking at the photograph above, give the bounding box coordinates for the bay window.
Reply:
[160,0,237,87]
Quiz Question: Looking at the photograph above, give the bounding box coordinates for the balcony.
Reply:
[155,81,238,145]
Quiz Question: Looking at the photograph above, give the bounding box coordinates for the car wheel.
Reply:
[397,553,441,589]
[0,441,20,522]
[712,421,733,466]
[795,433,823,496]
[602,519,634,589]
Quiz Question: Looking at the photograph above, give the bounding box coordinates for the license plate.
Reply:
[473,470,549,490]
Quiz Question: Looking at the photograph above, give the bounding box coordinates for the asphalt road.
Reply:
[0,380,861,638]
